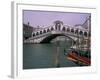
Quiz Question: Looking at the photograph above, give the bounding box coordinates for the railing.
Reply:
[32,30,88,39]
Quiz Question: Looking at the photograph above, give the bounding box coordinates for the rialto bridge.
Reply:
[24,21,89,44]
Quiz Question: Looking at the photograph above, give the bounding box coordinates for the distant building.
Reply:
[23,23,34,40]
[34,25,44,31]
[82,16,91,30]
[75,16,91,30]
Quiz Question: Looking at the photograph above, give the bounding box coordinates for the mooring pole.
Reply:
[55,37,60,67]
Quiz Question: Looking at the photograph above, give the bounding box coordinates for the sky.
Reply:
[23,10,90,28]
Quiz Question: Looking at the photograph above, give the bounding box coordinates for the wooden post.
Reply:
[55,37,60,67]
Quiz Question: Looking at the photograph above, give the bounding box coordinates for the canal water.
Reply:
[23,41,78,69]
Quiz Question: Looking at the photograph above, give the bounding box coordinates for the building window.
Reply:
[84,32,87,37]
[79,31,83,35]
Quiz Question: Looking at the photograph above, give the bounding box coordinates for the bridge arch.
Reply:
[67,28,70,32]
[51,27,54,31]
[47,28,50,32]
[75,29,78,34]
[33,33,35,36]
[55,25,57,30]
[62,27,66,31]
[40,31,42,34]
[40,34,75,43]
[43,29,46,33]
[54,20,63,31]
[71,28,74,33]
[36,32,39,35]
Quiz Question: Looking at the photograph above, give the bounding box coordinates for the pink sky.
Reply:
[23,10,90,27]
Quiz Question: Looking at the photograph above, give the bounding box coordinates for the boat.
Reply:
[67,50,91,66]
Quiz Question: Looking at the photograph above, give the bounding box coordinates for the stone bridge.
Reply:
[24,21,89,43]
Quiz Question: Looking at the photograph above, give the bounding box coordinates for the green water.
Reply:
[23,41,78,69]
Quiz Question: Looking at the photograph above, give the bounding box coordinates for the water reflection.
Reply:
[23,40,78,69]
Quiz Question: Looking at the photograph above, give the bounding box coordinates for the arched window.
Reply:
[67,28,70,32]
[55,23,61,30]
[47,28,50,32]
[33,33,35,36]
[75,29,78,34]
[36,32,39,35]
[71,29,74,33]
[55,25,57,30]
[43,30,46,33]
[62,27,66,31]
[51,27,54,31]
[58,23,61,30]
[84,32,87,37]
[79,31,83,35]
[40,31,42,34]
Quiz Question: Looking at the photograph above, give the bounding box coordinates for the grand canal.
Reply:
[23,40,79,69]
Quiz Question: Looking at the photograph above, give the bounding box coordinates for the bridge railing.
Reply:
[31,30,88,39]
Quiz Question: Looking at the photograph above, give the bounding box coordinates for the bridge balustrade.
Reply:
[32,26,88,39]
